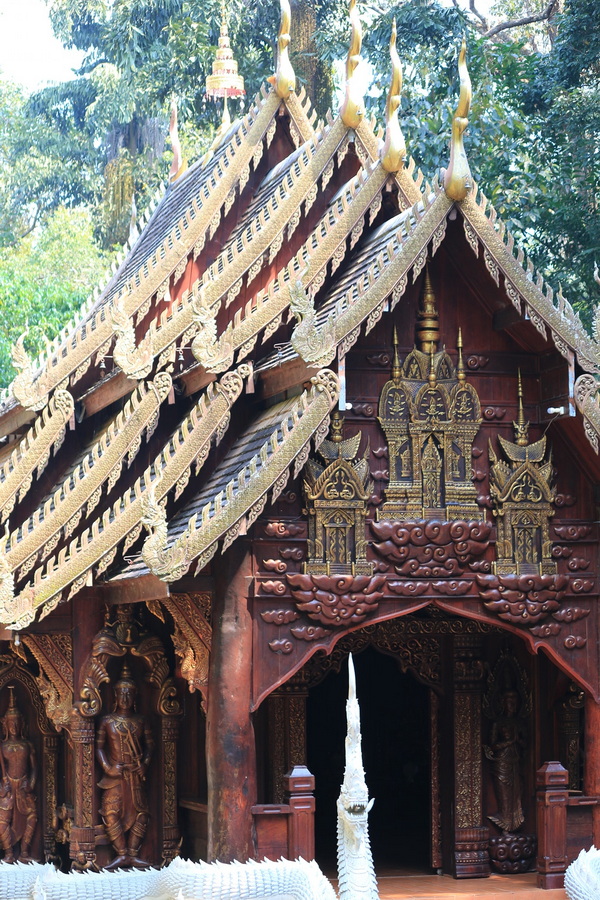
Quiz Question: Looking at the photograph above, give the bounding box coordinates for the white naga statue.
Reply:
[336,655,379,900]
[565,845,600,900]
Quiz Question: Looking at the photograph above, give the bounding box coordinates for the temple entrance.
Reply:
[307,646,431,874]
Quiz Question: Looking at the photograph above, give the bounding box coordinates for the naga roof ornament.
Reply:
[168,99,187,184]
[268,0,296,100]
[380,19,406,174]
[444,37,473,202]
[340,0,365,129]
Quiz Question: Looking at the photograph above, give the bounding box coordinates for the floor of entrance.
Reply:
[330,872,567,899]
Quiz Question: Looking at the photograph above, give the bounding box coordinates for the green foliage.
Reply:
[0,207,108,386]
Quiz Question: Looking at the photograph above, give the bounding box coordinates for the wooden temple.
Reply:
[0,0,599,888]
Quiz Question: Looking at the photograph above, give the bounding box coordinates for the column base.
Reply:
[454,826,490,878]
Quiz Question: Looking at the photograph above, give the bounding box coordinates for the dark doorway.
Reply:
[307,646,431,874]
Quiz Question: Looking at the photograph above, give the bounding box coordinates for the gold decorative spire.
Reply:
[514,370,529,447]
[416,265,440,353]
[380,19,405,173]
[340,0,365,129]
[205,1,245,133]
[267,0,296,99]
[330,410,344,447]
[168,99,187,184]
[457,328,466,383]
[443,37,473,202]
[392,326,401,382]
[428,346,437,388]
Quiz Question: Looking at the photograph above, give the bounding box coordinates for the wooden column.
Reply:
[452,635,489,878]
[583,694,600,846]
[68,709,97,867]
[284,766,315,860]
[536,760,568,889]
[207,543,257,862]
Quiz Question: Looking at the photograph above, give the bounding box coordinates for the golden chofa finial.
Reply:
[443,37,473,202]
[428,346,437,388]
[267,0,296,99]
[340,0,365,129]
[514,369,529,447]
[380,19,406,174]
[457,328,466,383]
[416,265,440,353]
[168,99,187,184]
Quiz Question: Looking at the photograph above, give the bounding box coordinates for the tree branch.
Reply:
[469,0,488,27]
[483,0,559,39]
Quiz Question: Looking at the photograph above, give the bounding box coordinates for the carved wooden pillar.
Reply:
[43,734,60,862]
[452,634,489,878]
[68,709,97,866]
[536,760,568,889]
[207,544,257,861]
[284,765,315,860]
[583,694,600,846]
[161,716,180,864]
[267,690,307,803]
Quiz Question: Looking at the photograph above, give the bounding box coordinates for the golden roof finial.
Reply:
[168,99,187,184]
[457,328,466,383]
[416,265,440,354]
[340,0,365,129]
[514,369,529,447]
[443,37,473,202]
[267,0,296,99]
[380,19,406,174]
[205,1,245,130]
[428,346,437,388]
[392,326,401,382]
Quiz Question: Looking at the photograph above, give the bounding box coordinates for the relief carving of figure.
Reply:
[0,687,38,862]
[96,665,154,869]
[484,690,525,834]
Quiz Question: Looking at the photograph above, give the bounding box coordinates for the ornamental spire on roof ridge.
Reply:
[268,0,296,99]
[340,0,365,129]
[380,18,405,174]
[443,37,473,202]
[514,369,529,447]
[205,0,246,135]
[416,264,439,354]
[168,99,187,184]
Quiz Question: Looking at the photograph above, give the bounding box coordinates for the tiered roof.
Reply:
[0,0,598,630]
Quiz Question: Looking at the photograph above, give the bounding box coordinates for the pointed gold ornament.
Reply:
[444,37,473,202]
[340,0,365,129]
[268,0,296,99]
[205,1,245,135]
[380,19,406,173]
[168,99,187,184]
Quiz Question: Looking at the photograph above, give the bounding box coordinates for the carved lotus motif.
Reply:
[372,519,491,577]
[476,573,570,626]
[286,573,386,627]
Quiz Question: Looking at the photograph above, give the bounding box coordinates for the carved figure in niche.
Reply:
[484,690,525,833]
[96,665,154,869]
[483,651,531,838]
[0,686,38,862]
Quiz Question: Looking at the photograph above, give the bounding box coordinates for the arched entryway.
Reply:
[307,646,432,874]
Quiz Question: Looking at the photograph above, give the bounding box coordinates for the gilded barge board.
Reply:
[460,194,599,374]
[134,117,350,375]
[574,374,600,453]
[141,370,339,581]
[353,118,422,209]
[204,164,389,366]
[0,390,74,524]
[8,91,282,411]
[5,370,248,628]
[7,373,173,577]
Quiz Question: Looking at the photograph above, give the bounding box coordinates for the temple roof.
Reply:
[0,5,599,630]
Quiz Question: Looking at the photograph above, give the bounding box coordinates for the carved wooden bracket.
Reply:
[22,633,73,732]
[286,572,386,627]
[476,573,573,629]
[372,519,492,577]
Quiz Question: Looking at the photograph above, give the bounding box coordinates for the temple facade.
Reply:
[0,0,599,888]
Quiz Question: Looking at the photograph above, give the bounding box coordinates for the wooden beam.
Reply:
[96,573,170,604]
[80,370,137,417]
[257,357,320,401]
